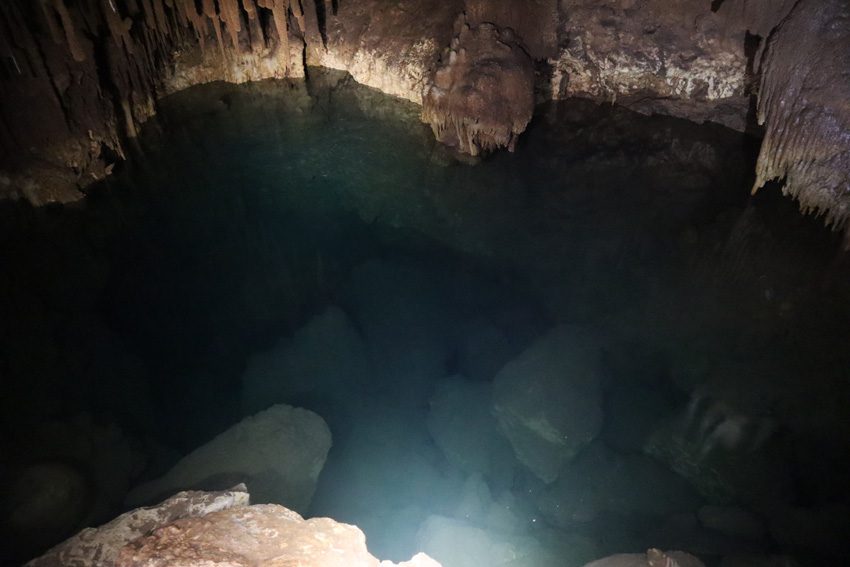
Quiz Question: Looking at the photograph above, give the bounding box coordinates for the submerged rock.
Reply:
[427,376,517,486]
[241,305,373,414]
[492,326,604,483]
[422,14,534,156]
[125,404,331,513]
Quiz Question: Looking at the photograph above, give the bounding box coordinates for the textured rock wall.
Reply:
[0,0,307,206]
[2,0,850,235]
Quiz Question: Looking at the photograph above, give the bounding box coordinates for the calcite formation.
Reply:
[750,0,850,238]
[422,15,534,156]
[2,0,850,233]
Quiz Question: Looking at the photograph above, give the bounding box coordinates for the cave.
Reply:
[2,2,850,567]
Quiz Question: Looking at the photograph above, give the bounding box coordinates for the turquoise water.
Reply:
[2,70,849,565]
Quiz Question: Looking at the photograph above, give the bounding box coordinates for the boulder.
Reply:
[27,486,250,567]
[492,326,604,483]
[535,443,702,527]
[241,305,373,414]
[28,485,441,567]
[119,504,440,567]
[125,404,331,513]
[427,376,517,487]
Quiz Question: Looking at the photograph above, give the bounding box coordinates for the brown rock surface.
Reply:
[28,486,442,567]
[422,15,534,156]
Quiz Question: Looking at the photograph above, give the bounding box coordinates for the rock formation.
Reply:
[422,14,534,155]
[2,0,850,234]
[27,485,441,567]
[125,404,332,513]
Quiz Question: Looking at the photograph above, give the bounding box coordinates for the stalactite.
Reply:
[101,0,134,54]
[152,0,170,36]
[218,0,243,51]
[179,0,206,52]
[257,0,290,71]
[166,0,187,29]
[752,0,850,236]
[202,0,227,61]
[139,0,158,36]
[39,0,65,45]
[52,0,86,62]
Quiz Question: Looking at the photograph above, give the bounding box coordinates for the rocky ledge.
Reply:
[1,0,849,238]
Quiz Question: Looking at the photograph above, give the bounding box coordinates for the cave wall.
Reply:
[2,0,849,238]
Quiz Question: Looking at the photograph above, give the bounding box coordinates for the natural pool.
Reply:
[2,69,849,566]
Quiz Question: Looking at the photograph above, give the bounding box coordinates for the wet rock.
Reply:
[492,325,604,483]
[125,404,331,513]
[422,15,534,156]
[581,549,705,567]
[241,305,373,414]
[535,443,702,527]
[427,377,517,486]
[27,485,250,567]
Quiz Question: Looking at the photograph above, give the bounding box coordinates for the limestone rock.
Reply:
[126,405,331,513]
[29,486,441,567]
[241,305,372,414]
[492,326,604,483]
[422,15,534,156]
[751,0,850,238]
[535,443,702,527]
[427,377,517,485]
[27,485,250,567]
[118,504,439,567]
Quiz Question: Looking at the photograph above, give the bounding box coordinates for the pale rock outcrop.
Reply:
[119,504,440,567]
[422,15,534,156]
[27,485,250,567]
[492,325,604,483]
[28,485,441,567]
[125,404,331,513]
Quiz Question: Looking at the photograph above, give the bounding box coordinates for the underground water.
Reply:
[2,70,850,566]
